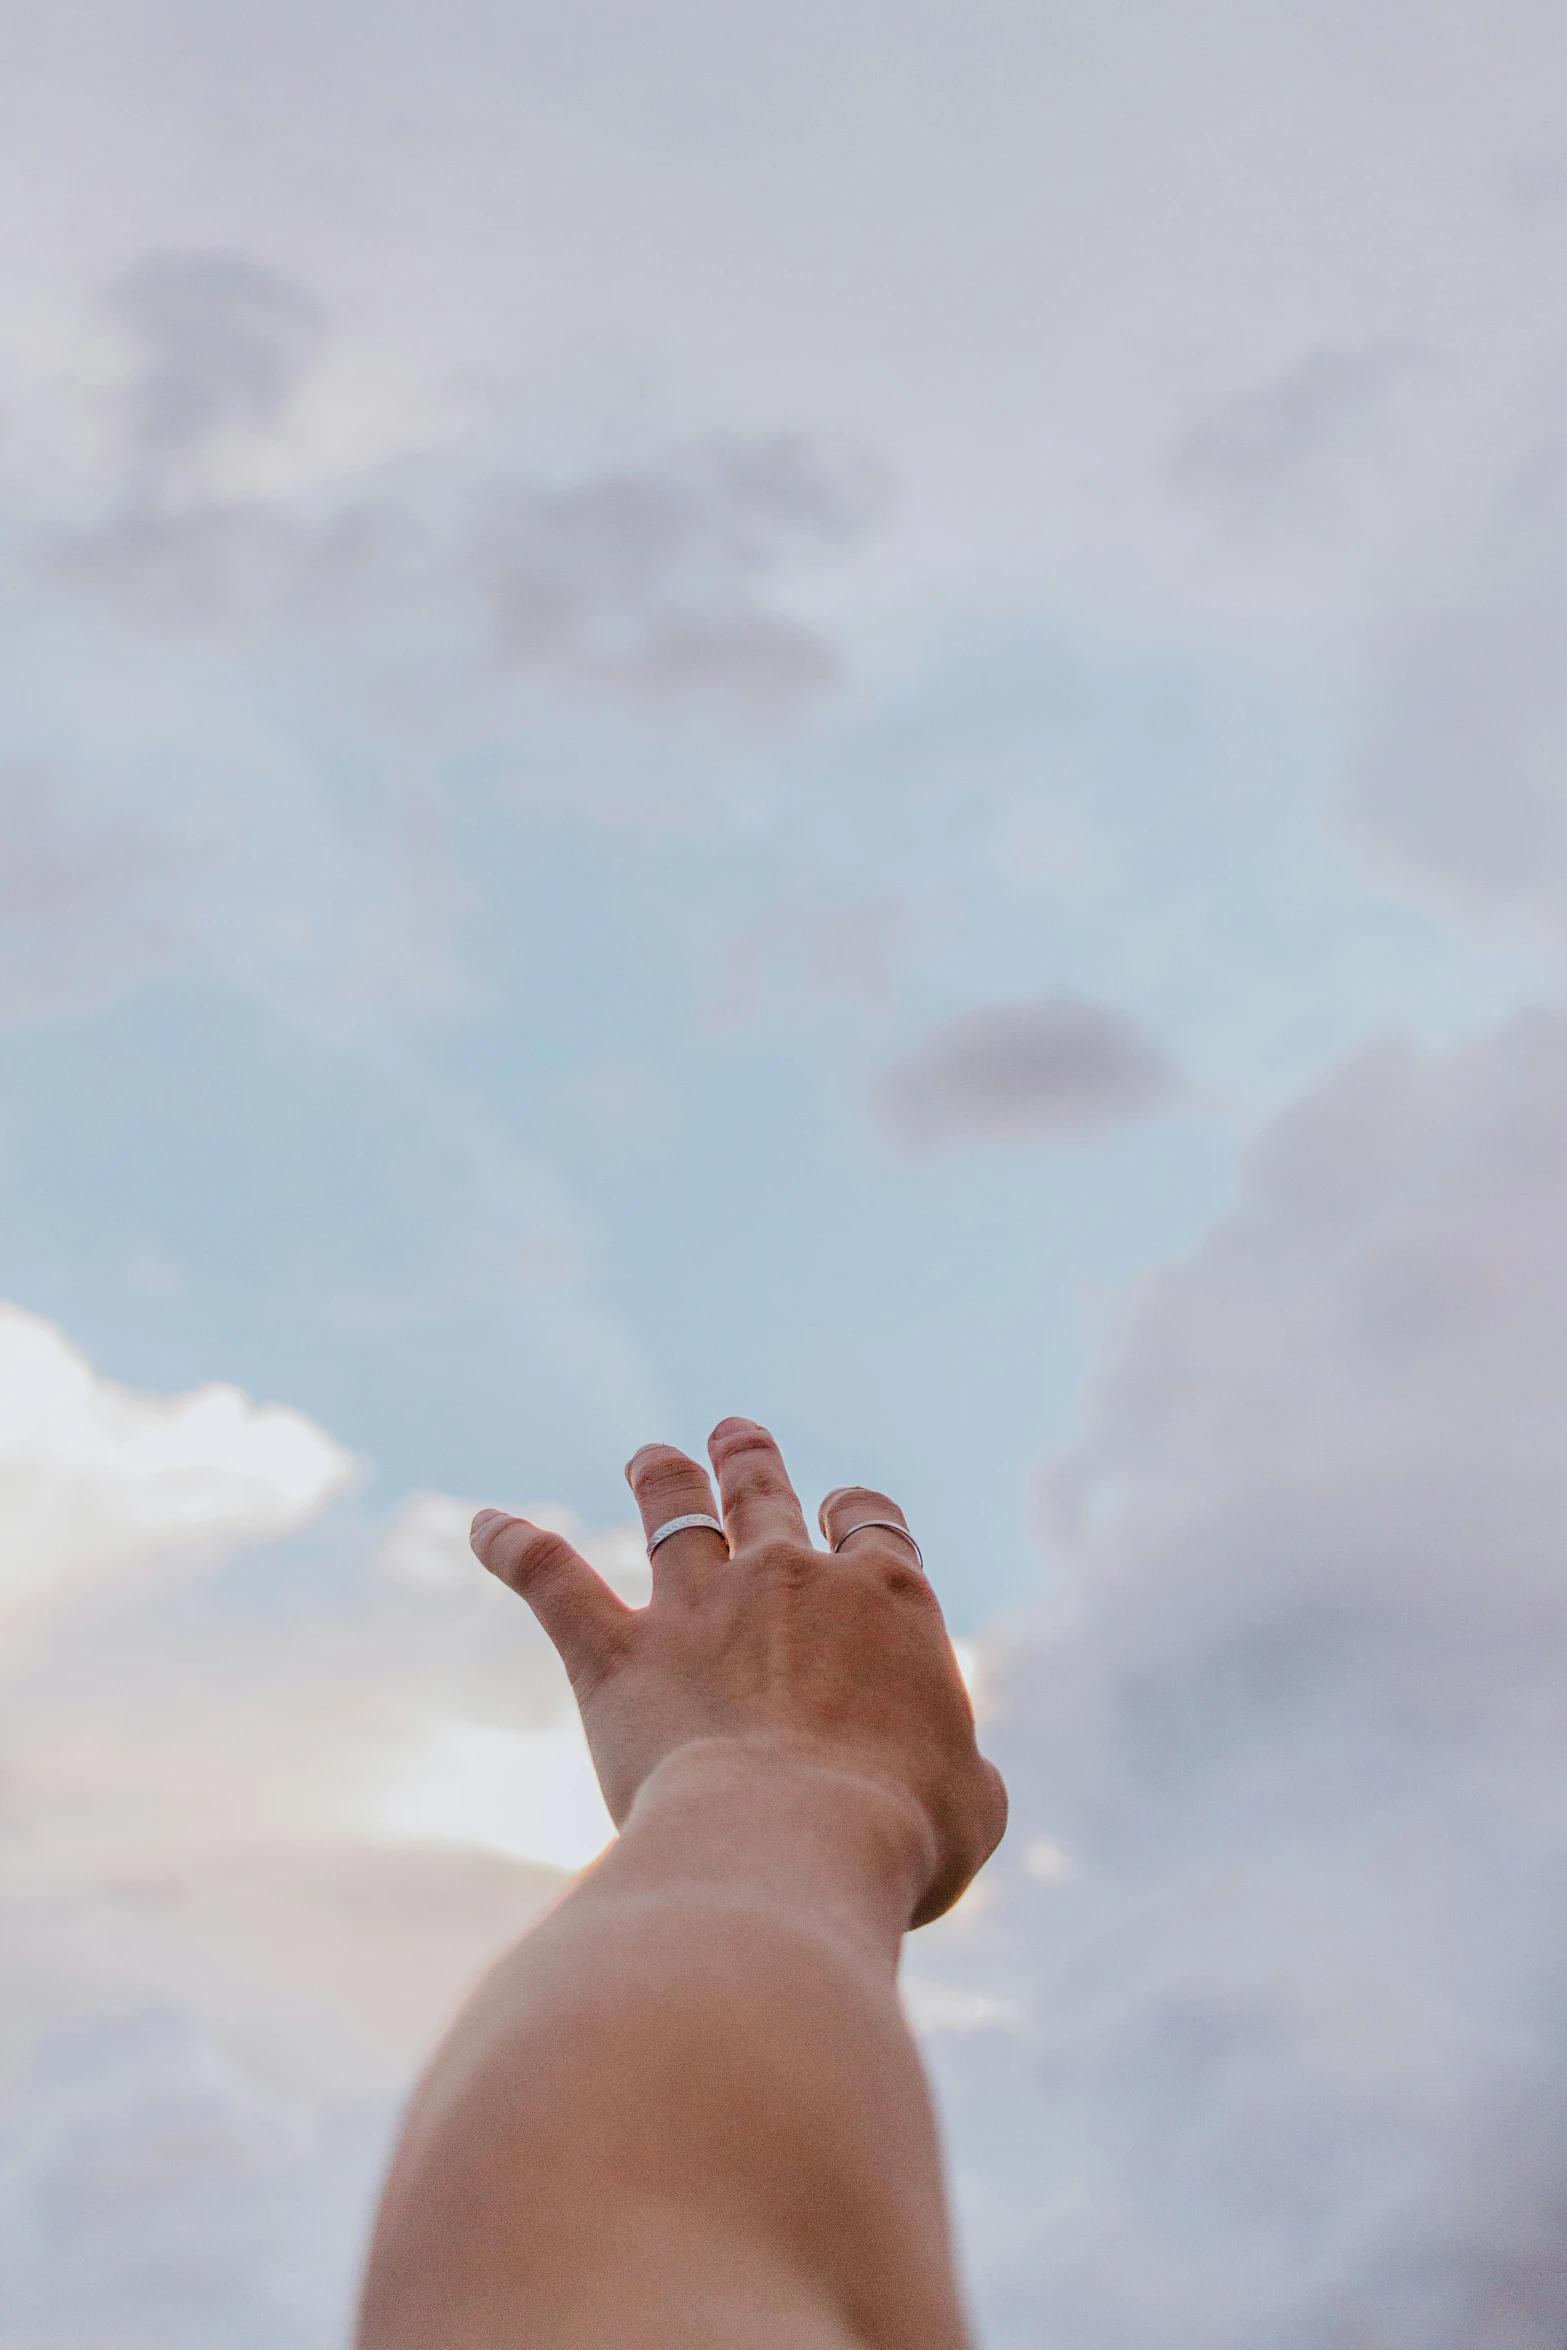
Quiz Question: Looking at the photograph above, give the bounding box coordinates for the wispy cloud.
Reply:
[1167,341,1425,522]
[42,249,884,712]
[0,763,201,1024]
[3,250,888,1031]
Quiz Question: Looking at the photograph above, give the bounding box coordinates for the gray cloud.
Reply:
[8,253,890,1032]
[873,997,1180,1152]
[106,250,328,473]
[47,500,395,636]
[44,255,883,718]
[909,1006,1567,2348]
[0,1839,564,2349]
[1167,342,1424,521]
[1347,458,1567,943]
[0,2004,381,2350]
[480,434,882,707]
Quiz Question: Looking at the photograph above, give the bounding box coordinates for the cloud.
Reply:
[1346,457,1567,947]
[49,425,878,708]
[0,1307,646,2342]
[12,969,1567,2350]
[0,1302,354,1627]
[0,253,888,1033]
[0,246,895,1048]
[1167,342,1424,522]
[105,249,329,474]
[0,1301,638,1913]
[908,1005,1567,2348]
[0,2004,383,2350]
[477,433,882,707]
[41,252,882,715]
[873,997,1181,1152]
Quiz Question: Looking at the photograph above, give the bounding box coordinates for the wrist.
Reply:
[606,1737,939,1951]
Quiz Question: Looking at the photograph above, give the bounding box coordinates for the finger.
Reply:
[624,1443,729,1593]
[471,1510,634,1690]
[708,1418,811,1553]
[818,1484,922,1571]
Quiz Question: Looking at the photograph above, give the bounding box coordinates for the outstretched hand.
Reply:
[470,1417,1006,1927]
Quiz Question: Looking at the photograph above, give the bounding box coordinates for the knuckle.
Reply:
[827,1490,904,1539]
[826,1484,873,1516]
[834,1527,929,1593]
[569,1626,635,1701]
[712,1424,780,1472]
[494,1527,578,1590]
[753,1536,817,1588]
[629,1443,691,1483]
[634,1451,703,1506]
[983,1761,1009,1851]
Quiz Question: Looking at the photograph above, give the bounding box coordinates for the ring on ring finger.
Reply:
[831,1518,924,1571]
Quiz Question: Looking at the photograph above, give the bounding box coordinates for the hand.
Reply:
[470,1417,1007,1926]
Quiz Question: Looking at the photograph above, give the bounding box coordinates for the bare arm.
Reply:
[357,1418,1007,2350]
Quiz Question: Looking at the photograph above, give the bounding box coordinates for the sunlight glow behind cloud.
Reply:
[378,1719,614,1874]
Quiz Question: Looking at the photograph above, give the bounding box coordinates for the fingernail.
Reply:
[710,1416,766,1446]
[470,1508,510,1541]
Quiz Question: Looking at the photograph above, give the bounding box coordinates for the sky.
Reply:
[5,0,1567,2341]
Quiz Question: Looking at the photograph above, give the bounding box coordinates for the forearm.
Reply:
[358,1743,974,2350]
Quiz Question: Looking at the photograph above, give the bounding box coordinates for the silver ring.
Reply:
[646,1512,727,1559]
[831,1519,924,1571]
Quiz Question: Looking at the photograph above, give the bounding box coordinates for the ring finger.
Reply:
[818,1483,924,1572]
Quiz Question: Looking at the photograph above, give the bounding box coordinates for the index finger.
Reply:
[625,1442,729,1596]
[470,1511,634,1692]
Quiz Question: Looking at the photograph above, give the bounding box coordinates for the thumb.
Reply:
[471,1511,634,1694]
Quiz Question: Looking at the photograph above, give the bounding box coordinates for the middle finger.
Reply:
[708,1418,811,1554]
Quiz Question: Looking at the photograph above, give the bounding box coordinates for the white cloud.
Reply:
[367,1490,644,1869]
[0,1302,354,1624]
[910,1005,1567,2348]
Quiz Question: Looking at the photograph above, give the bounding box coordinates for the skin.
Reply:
[357,1415,1008,2350]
